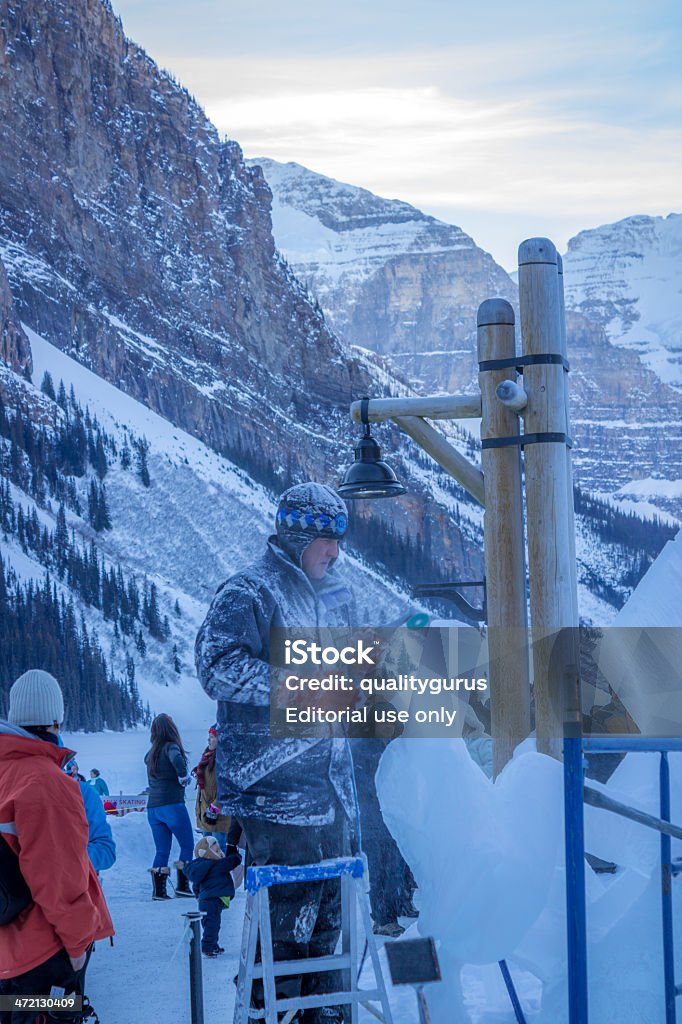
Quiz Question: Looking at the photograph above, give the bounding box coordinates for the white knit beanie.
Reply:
[8,669,64,727]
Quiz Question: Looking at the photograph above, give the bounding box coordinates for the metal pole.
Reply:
[660,752,677,1024]
[185,911,205,1024]
[583,786,682,841]
[498,960,528,1024]
[414,985,431,1024]
[564,732,589,1024]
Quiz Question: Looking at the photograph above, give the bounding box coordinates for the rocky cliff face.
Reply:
[252,158,514,394]
[563,214,682,390]
[0,0,484,585]
[258,159,682,517]
[0,257,31,376]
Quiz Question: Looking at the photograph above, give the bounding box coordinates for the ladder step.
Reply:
[274,989,384,1012]
[251,953,351,978]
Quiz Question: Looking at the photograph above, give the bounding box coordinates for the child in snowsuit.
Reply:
[182,836,241,957]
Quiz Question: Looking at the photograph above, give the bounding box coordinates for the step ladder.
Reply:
[233,856,394,1024]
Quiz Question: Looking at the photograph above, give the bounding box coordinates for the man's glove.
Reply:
[178,775,191,787]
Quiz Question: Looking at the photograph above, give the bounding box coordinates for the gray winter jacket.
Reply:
[195,538,357,827]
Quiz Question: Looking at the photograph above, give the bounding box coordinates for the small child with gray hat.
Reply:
[181,836,241,956]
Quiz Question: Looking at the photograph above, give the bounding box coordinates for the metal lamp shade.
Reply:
[338,434,407,499]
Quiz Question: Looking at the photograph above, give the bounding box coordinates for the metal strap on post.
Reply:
[478,353,570,373]
[481,432,573,450]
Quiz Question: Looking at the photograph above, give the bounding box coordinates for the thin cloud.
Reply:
[134,33,680,268]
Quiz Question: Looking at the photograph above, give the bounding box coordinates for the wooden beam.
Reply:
[392,415,485,506]
[477,298,531,775]
[351,394,481,424]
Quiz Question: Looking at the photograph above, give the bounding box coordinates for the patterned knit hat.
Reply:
[8,669,64,727]
[195,836,224,860]
[275,482,348,565]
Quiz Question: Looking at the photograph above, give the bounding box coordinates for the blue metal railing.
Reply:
[564,735,682,1024]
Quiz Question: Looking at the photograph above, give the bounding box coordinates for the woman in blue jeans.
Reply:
[145,714,195,900]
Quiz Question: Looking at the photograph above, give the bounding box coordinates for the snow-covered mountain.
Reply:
[563,214,682,389]
[250,157,515,394]
[256,159,682,519]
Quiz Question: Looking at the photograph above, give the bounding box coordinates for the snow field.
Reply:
[15,328,408,717]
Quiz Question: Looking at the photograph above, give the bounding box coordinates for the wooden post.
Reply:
[477,299,531,774]
[518,239,579,758]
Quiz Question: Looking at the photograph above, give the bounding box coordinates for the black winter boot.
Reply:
[174,864,195,898]
[150,866,171,900]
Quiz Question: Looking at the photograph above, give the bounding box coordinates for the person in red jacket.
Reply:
[0,669,114,1022]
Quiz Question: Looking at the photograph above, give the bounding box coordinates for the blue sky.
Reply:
[113,0,681,269]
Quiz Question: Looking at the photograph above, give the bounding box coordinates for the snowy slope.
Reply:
[253,158,483,292]
[563,213,682,389]
[6,328,408,716]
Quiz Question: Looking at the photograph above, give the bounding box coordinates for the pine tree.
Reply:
[87,479,99,530]
[174,598,181,617]
[54,503,69,576]
[87,480,112,532]
[94,433,108,480]
[120,440,132,470]
[40,371,56,401]
[135,438,150,487]
[172,644,181,674]
[136,629,147,657]
[143,581,164,640]
[97,483,112,531]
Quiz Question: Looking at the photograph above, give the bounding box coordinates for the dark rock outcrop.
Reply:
[0,257,31,376]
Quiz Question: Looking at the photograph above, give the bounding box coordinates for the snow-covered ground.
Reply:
[63,727,543,1024]
[65,716,682,1024]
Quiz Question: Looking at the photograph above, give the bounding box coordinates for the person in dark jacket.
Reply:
[182,837,241,957]
[195,482,358,1023]
[144,714,195,900]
